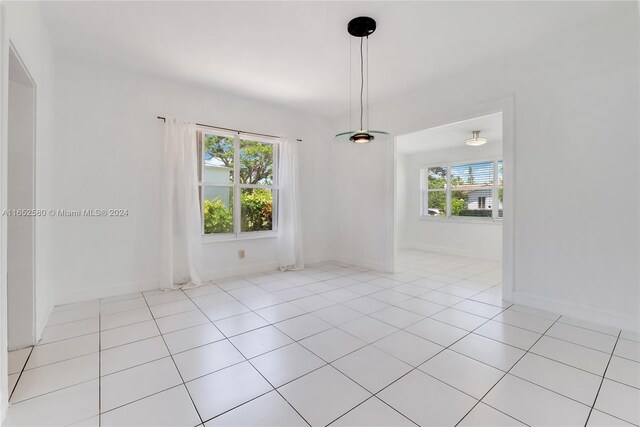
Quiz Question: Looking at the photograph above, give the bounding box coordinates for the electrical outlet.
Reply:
[238,249,245,259]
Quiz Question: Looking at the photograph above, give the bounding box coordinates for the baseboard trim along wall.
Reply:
[512,291,639,333]
[400,243,502,262]
[331,254,389,273]
[55,279,160,306]
[200,262,281,283]
[53,255,336,307]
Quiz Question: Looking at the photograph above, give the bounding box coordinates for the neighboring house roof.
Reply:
[204,158,233,170]
[451,184,493,191]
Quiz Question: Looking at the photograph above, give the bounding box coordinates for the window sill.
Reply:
[419,216,503,225]
[202,231,278,244]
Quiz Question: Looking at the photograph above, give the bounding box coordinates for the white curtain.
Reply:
[277,138,304,271]
[160,118,203,289]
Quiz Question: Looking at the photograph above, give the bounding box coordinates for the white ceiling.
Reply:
[39,1,624,118]
[396,113,502,154]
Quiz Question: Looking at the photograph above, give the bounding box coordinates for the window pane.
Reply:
[450,161,494,217]
[498,160,503,218]
[239,139,273,185]
[427,166,447,190]
[241,188,273,232]
[203,133,234,184]
[203,186,233,234]
[426,191,446,216]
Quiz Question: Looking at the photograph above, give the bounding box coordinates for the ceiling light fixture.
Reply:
[335,16,390,144]
[465,130,488,146]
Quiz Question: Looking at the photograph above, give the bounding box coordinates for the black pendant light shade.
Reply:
[335,17,390,144]
[347,16,377,37]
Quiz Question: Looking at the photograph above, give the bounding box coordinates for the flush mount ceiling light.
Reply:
[335,16,390,144]
[465,130,488,146]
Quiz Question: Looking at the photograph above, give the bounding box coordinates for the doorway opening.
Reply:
[6,44,37,397]
[393,112,508,305]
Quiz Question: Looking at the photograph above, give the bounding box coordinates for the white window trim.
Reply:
[197,127,279,241]
[420,157,503,223]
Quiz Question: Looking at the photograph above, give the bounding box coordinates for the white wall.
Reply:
[52,54,333,304]
[0,1,57,420]
[331,6,639,330]
[396,143,503,260]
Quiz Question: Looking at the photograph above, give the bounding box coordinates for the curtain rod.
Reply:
[157,116,301,142]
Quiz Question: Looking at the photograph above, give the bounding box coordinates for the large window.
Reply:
[421,159,503,220]
[197,130,277,237]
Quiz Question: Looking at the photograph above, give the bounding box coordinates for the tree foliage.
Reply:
[203,189,273,234]
[241,189,273,231]
[427,167,447,189]
[203,198,233,234]
[204,135,273,184]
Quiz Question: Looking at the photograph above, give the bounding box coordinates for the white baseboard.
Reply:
[331,254,388,272]
[401,242,502,261]
[201,261,282,282]
[55,279,159,306]
[512,291,639,333]
[53,257,331,306]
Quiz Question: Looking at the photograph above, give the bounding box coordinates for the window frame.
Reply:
[420,158,503,223]
[197,127,279,242]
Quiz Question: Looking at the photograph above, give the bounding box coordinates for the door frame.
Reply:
[387,96,515,302]
[5,41,38,350]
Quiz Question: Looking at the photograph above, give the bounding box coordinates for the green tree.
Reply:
[451,198,465,216]
[450,190,468,216]
[427,191,446,215]
[205,135,234,168]
[467,166,475,184]
[205,136,274,185]
[239,140,273,184]
[203,198,233,233]
[241,189,273,231]
[427,167,447,189]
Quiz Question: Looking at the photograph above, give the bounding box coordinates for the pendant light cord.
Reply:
[359,36,364,130]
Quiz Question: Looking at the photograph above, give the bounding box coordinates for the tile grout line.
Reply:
[27,256,631,427]
[8,346,35,402]
[179,286,313,427]
[87,267,510,424]
[453,314,564,427]
[138,289,206,426]
[584,330,622,426]
[343,306,512,426]
[320,294,514,426]
[1,258,504,423]
[329,313,500,425]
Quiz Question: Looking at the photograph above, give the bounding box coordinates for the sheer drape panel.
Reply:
[277,138,304,271]
[160,118,203,289]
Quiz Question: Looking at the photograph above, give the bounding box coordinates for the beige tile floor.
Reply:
[4,250,639,426]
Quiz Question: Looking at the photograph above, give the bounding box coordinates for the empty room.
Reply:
[0,1,638,426]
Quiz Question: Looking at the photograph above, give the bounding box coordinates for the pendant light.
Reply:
[335,16,390,144]
[465,130,488,146]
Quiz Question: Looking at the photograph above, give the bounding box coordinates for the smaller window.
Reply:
[420,159,503,221]
[451,161,494,218]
